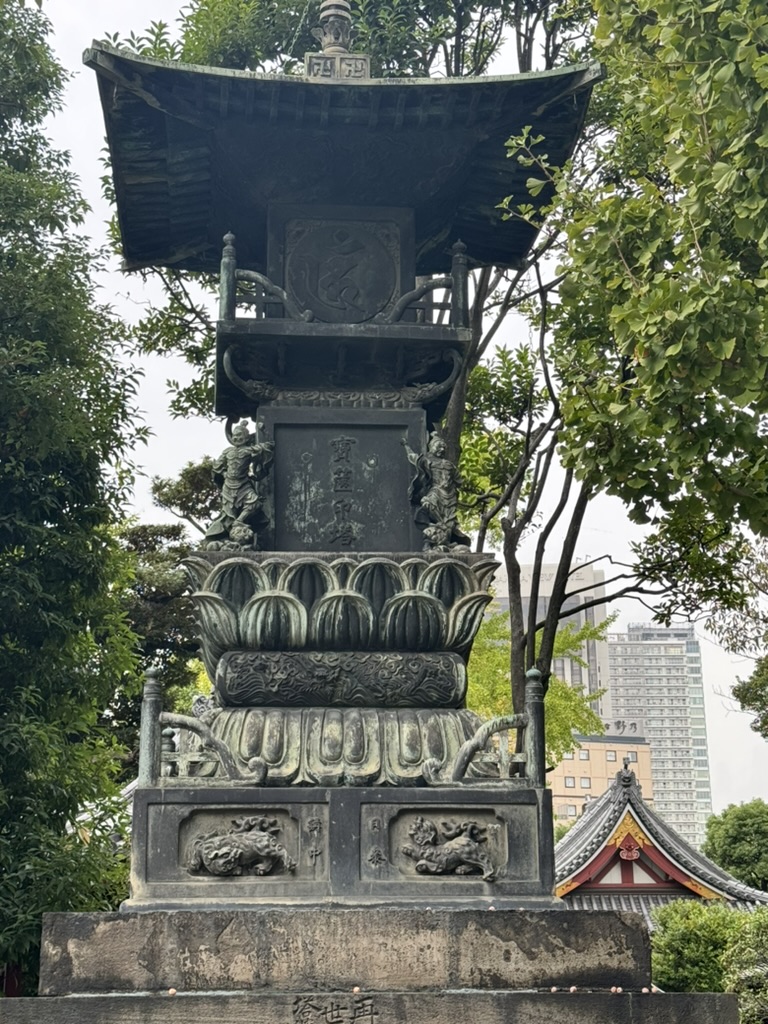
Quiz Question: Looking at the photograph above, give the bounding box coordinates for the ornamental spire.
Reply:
[305,0,371,79]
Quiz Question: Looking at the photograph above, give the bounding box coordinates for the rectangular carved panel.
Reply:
[262,407,424,551]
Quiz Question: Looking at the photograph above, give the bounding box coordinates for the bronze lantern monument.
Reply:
[78,0,611,910]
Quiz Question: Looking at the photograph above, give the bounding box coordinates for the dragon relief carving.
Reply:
[188,815,297,877]
[401,816,496,881]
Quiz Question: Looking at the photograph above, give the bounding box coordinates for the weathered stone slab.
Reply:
[1,991,739,1024]
[39,909,649,996]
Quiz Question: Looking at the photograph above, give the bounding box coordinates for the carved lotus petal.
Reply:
[180,556,215,591]
[418,559,476,607]
[472,557,500,591]
[190,592,240,678]
[400,557,428,588]
[379,591,447,651]
[205,558,270,608]
[279,558,338,610]
[260,557,290,587]
[349,559,408,618]
[330,556,358,588]
[447,592,493,654]
[309,590,376,649]
[240,591,308,650]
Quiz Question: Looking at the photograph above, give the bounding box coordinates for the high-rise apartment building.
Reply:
[493,561,612,717]
[607,623,712,849]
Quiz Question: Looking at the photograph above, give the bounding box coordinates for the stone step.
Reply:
[1,989,737,1024]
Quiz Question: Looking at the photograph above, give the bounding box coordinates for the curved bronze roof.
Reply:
[84,44,602,274]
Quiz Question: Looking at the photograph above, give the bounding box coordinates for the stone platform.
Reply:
[1,908,738,1024]
[0,990,737,1024]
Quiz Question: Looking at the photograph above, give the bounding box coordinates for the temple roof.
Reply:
[84,44,603,274]
[555,764,768,927]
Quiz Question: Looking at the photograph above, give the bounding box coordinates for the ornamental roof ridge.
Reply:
[85,40,603,89]
[554,768,633,882]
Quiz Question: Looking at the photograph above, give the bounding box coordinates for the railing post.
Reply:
[219,231,237,321]
[161,727,177,778]
[137,666,163,786]
[524,667,546,787]
[450,239,469,328]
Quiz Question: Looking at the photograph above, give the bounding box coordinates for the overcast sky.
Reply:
[42,0,768,814]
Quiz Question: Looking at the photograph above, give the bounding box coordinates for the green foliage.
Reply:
[110,0,529,79]
[109,523,206,779]
[506,0,768,535]
[151,457,219,534]
[702,800,768,892]
[466,610,605,765]
[180,0,316,73]
[460,345,549,541]
[651,900,742,993]
[705,537,768,657]
[126,268,218,419]
[653,901,768,1017]
[732,658,768,739]
[106,457,223,774]
[722,907,768,1024]
[0,0,142,988]
[629,501,756,626]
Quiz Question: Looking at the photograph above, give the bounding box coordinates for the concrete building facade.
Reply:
[550,730,654,825]
[607,623,712,849]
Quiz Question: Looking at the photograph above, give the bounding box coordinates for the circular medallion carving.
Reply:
[286,223,397,323]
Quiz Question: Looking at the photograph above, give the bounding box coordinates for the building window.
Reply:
[579,750,590,761]
[580,778,591,789]
[626,751,638,762]
[606,751,617,762]
[563,751,574,760]
[567,805,578,817]
[564,777,576,788]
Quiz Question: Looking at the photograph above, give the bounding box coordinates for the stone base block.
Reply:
[128,785,554,907]
[2,991,738,1024]
[39,909,649,995]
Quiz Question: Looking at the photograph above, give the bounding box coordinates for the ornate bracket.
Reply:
[219,233,469,328]
[376,277,452,324]
[219,232,314,322]
[222,345,462,409]
[422,668,546,787]
[451,714,529,781]
[136,670,269,786]
[422,714,527,785]
[373,241,468,327]
[159,711,268,784]
[235,269,314,323]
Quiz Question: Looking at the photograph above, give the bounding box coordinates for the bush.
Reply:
[723,907,768,1024]
[652,900,742,993]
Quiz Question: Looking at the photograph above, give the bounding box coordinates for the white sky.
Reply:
[42,0,768,813]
